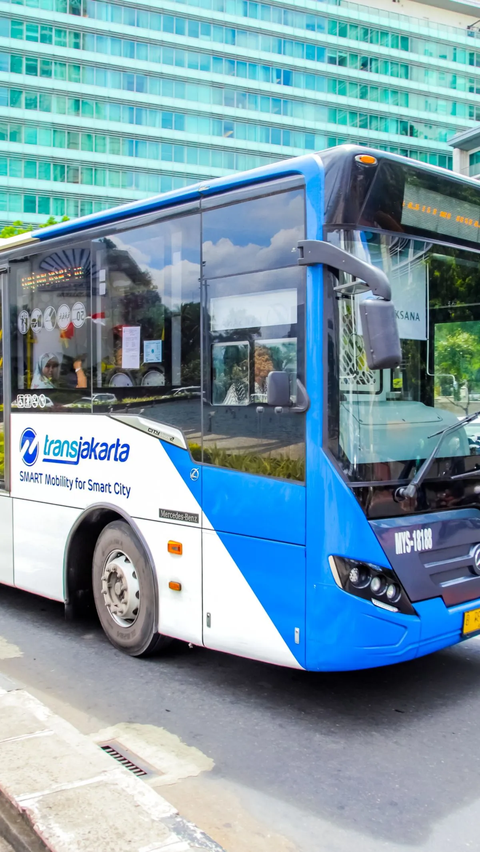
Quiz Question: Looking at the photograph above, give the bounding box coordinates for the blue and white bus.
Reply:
[2,144,480,670]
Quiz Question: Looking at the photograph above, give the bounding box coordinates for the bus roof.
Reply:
[1,145,479,253]
[0,150,320,254]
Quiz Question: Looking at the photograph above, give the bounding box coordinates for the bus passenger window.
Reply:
[202,187,304,278]
[92,211,201,445]
[10,244,91,412]
[202,187,306,482]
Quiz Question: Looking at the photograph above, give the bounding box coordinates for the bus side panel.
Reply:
[13,499,81,601]
[0,494,13,586]
[11,414,201,525]
[202,466,305,545]
[134,517,202,645]
[203,529,305,668]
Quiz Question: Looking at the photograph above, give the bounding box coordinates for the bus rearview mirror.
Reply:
[267,371,291,407]
[359,298,402,371]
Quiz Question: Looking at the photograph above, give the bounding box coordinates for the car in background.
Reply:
[65,393,117,409]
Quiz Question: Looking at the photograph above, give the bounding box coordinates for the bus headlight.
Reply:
[328,555,417,616]
[348,563,370,589]
[386,582,401,604]
[370,574,386,596]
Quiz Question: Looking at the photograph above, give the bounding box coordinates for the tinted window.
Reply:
[92,212,201,442]
[202,188,305,278]
[11,244,91,412]
[359,160,480,248]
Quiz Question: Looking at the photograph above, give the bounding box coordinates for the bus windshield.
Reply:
[327,231,480,485]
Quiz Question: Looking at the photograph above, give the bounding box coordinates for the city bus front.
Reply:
[309,148,480,670]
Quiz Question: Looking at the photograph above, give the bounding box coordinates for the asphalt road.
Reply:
[0,584,479,852]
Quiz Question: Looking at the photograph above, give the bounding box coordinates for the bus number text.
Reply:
[395,528,433,555]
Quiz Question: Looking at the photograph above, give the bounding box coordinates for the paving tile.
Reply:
[0,732,113,799]
[22,776,184,852]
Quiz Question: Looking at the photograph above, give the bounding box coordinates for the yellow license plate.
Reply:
[463,608,480,635]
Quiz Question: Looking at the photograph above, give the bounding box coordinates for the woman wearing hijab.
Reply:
[31,353,60,389]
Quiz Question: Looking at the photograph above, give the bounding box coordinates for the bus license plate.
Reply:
[463,608,480,636]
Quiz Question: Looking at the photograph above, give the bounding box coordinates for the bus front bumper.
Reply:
[306,584,480,671]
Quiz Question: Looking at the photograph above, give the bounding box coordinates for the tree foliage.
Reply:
[429,251,480,412]
[0,216,69,239]
[435,322,480,411]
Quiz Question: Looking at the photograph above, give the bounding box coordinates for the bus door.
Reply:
[91,207,205,647]
[199,182,307,667]
[0,269,13,586]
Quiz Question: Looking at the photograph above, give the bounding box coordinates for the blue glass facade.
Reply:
[0,0,479,223]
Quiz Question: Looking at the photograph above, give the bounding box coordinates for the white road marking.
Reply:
[0,730,54,745]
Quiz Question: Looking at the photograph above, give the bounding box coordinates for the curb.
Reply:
[0,675,225,852]
[0,788,47,852]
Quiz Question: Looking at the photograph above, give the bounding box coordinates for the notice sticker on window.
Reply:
[44,306,56,331]
[122,326,141,369]
[30,308,43,334]
[17,310,30,335]
[57,304,71,331]
[72,301,86,329]
[356,259,427,342]
[144,340,163,364]
[390,260,427,341]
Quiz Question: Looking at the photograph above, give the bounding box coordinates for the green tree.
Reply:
[435,322,480,413]
[0,216,69,239]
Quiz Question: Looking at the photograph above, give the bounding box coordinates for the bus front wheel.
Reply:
[92,520,169,657]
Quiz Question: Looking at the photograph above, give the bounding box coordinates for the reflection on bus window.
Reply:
[328,231,480,483]
[92,212,201,444]
[201,188,306,481]
[254,339,298,402]
[203,188,304,278]
[212,342,249,405]
[204,270,306,481]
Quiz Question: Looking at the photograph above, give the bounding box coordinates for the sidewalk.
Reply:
[0,674,225,852]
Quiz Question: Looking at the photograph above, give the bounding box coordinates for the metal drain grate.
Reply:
[99,741,157,778]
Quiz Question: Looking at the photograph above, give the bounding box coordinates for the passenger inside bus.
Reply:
[31,353,60,389]
[30,353,87,390]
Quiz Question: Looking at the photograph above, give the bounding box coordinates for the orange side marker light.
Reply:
[169,581,182,592]
[168,541,183,555]
[355,154,377,165]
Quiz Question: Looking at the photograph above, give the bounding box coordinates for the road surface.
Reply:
[0,584,479,852]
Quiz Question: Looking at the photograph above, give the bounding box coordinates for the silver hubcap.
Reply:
[101,549,140,627]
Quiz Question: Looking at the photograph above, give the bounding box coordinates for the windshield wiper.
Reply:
[395,409,480,501]
[451,467,480,481]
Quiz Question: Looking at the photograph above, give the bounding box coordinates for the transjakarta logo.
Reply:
[20,427,39,466]
[39,434,130,465]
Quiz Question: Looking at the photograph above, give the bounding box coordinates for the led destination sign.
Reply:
[21,266,87,290]
[401,181,480,245]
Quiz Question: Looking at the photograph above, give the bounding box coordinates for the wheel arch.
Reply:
[64,503,158,619]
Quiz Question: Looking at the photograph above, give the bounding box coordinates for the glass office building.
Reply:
[0,0,480,225]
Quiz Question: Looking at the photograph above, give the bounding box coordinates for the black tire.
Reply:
[92,520,170,657]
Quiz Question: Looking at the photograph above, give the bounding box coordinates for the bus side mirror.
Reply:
[297,239,402,372]
[359,298,402,370]
[267,371,290,407]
